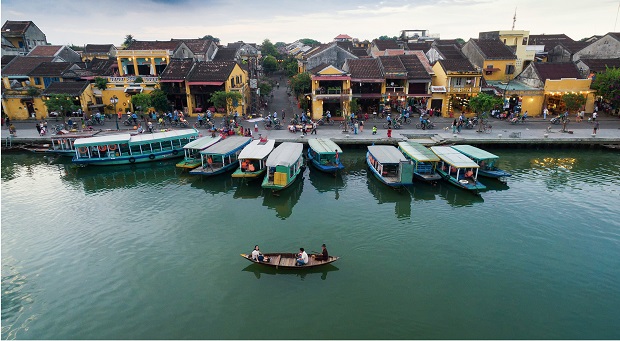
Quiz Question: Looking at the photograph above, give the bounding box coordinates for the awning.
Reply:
[313,76,350,81]
[124,86,143,93]
[406,94,432,97]
[187,81,224,86]
[431,86,446,93]
[351,78,384,83]
[160,79,184,83]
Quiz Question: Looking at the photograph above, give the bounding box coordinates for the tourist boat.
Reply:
[262,142,304,191]
[450,144,512,180]
[307,138,344,173]
[366,145,414,187]
[189,136,252,176]
[231,137,276,179]
[176,135,221,169]
[397,141,442,183]
[72,129,199,166]
[49,132,99,156]
[240,252,339,269]
[430,146,486,193]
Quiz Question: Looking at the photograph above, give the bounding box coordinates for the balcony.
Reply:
[446,86,480,94]
[314,88,351,98]
[107,76,159,85]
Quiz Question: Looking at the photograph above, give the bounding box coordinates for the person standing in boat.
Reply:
[296,248,308,266]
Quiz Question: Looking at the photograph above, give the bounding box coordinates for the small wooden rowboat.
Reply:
[240,252,340,269]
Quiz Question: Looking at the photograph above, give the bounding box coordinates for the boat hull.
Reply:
[232,168,266,179]
[436,168,486,192]
[413,172,442,182]
[479,169,512,178]
[240,253,339,269]
[366,154,405,187]
[189,163,238,176]
[261,167,303,191]
[72,150,183,166]
[307,149,344,173]
[175,159,202,169]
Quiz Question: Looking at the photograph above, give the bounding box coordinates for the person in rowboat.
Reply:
[296,248,308,266]
[251,245,269,262]
[313,244,329,261]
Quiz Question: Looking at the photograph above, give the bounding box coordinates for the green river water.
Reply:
[1,147,619,339]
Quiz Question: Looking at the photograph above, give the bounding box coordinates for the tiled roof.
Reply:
[28,62,72,76]
[126,40,182,51]
[84,44,115,54]
[533,62,583,80]
[472,39,516,59]
[41,81,89,96]
[335,41,354,50]
[579,58,620,73]
[434,44,465,60]
[160,59,195,80]
[379,56,406,75]
[350,48,369,57]
[406,41,433,53]
[346,59,383,79]
[335,34,352,39]
[83,58,117,76]
[178,39,211,54]
[373,39,400,51]
[303,43,333,58]
[212,47,237,61]
[438,59,478,73]
[1,55,16,68]
[407,51,433,75]
[397,54,431,79]
[1,56,54,76]
[27,45,63,57]
[557,41,591,53]
[308,63,331,74]
[528,34,573,51]
[608,32,620,41]
[1,21,32,35]
[434,39,464,47]
[187,61,237,82]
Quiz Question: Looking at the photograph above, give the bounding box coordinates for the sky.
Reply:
[2,0,619,46]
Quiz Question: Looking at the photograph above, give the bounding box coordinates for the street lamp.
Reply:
[110,95,119,130]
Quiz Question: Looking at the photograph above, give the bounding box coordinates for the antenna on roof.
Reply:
[512,7,517,30]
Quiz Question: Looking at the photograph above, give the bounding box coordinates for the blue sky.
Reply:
[2,0,619,46]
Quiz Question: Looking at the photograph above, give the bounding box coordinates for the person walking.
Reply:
[311,120,317,135]
[593,120,599,135]
[359,120,364,132]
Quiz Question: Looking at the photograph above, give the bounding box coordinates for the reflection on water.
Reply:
[366,171,412,219]
[241,263,339,281]
[1,258,36,340]
[188,172,236,195]
[233,179,264,199]
[435,182,485,207]
[308,168,345,194]
[262,173,304,219]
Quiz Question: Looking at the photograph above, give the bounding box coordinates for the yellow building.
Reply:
[309,64,351,119]
[461,39,517,81]
[430,59,482,116]
[484,80,544,116]
[479,30,536,74]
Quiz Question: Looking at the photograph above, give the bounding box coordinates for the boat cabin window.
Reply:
[383,164,398,177]
[130,145,142,155]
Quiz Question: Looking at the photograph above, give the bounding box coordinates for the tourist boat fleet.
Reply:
[53,127,511,194]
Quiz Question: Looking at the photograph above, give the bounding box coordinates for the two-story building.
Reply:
[1,20,47,56]
[344,58,384,114]
[461,38,517,81]
[2,56,54,119]
[298,43,358,74]
[27,45,82,63]
[430,59,482,116]
[308,63,351,119]
[478,30,536,74]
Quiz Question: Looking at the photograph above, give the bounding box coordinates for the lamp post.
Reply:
[110,95,119,130]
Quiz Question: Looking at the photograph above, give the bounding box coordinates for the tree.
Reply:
[94,77,108,91]
[283,58,298,77]
[591,67,620,109]
[378,35,398,40]
[26,86,40,98]
[43,94,78,117]
[468,93,503,115]
[150,89,169,113]
[68,44,84,51]
[131,93,151,114]
[299,38,320,45]
[122,34,136,48]
[350,98,360,114]
[202,35,220,43]
[274,42,286,48]
[455,38,466,45]
[210,91,243,114]
[261,39,278,58]
[262,55,278,74]
[258,81,273,98]
[561,93,586,113]
[290,72,311,97]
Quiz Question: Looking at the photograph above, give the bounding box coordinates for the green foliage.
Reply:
[561,93,587,113]
[261,39,278,58]
[131,93,151,113]
[591,67,620,108]
[210,91,243,113]
[262,55,278,74]
[134,76,143,83]
[350,98,360,114]
[202,35,220,43]
[274,42,286,48]
[94,77,108,91]
[122,34,135,48]
[150,89,169,112]
[258,81,273,97]
[68,44,84,51]
[455,38,466,45]
[26,86,40,97]
[378,35,398,40]
[299,38,320,45]
[43,94,78,115]
[468,93,503,114]
[290,72,311,97]
[282,57,299,77]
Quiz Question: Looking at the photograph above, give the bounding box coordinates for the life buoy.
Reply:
[108,144,117,151]
[149,154,155,160]
[129,157,136,163]
[98,145,107,152]
[172,150,179,155]
[115,152,120,157]
[78,147,88,153]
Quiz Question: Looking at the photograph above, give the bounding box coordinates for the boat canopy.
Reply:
[451,145,499,161]
[430,146,479,168]
[308,138,343,154]
[200,136,251,155]
[398,141,440,162]
[238,139,275,160]
[73,133,131,147]
[183,135,221,150]
[368,145,408,164]
[266,142,303,167]
[129,129,198,145]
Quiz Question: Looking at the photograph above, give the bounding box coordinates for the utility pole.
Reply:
[615,1,620,31]
[511,7,517,30]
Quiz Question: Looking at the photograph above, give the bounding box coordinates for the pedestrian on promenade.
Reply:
[35,121,41,135]
[593,121,599,135]
[387,128,392,138]
[360,120,364,132]
[9,123,16,136]
[354,122,359,134]
[282,109,286,120]
[254,122,258,132]
[311,121,317,135]
[452,119,457,134]
[4,116,9,128]
[372,125,377,135]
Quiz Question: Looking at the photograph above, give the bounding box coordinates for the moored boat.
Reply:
[231,137,275,179]
[261,142,304,191]
[72,129,199,166]
[176,135,221,169]
[189,136,252,176]
[307,138,344,173]
[366,145,413,187]
[397,141,442,183]
[430,146,486,193]
[49,132,99,156]
[450,144,512,179]
[240,252,339,269]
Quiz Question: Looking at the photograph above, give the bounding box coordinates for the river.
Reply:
[1,147,619,339]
